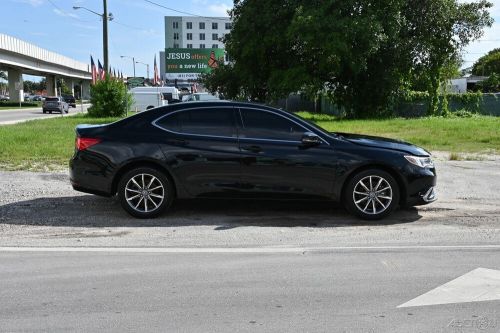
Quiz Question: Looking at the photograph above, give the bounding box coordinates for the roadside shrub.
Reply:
[0,102,39,107]
[88,76,131,118]
[451,109,476,118]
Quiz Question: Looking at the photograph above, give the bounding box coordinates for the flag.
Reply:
[98,60,105,80]
[153,55,160,86]
[90,56,97,84]
[113,68,117,79]
[109,66,113,79]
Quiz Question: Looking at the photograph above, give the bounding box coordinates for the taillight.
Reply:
[76,137,101,151]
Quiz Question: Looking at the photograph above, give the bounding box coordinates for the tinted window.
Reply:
[239,108,304,141]
[157,108,236,137]
[45,97,59,101]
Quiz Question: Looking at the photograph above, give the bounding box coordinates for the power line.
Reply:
[144,0,230,21]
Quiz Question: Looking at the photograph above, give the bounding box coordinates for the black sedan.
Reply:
[70,101,436,220]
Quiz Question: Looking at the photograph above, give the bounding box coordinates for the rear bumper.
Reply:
[69,152,114,197]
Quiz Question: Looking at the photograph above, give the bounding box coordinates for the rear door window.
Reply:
[157,108,236,137]
[45,97,59,102]
[239,108,304,141]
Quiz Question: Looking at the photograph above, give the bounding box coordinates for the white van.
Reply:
[131,87,180,104]
[130,88,168,112]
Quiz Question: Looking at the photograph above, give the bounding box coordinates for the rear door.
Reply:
[155,106,241,197]
[237,107,336,199]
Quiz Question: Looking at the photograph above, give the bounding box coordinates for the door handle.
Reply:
[241,145,262,153]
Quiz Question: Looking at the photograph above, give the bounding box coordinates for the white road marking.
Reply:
[398,268,500,308]
[0,245,500,253]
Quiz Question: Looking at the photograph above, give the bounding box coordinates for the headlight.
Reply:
[404,155,434,168]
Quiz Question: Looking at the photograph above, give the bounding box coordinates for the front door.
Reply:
[237,108,337,199]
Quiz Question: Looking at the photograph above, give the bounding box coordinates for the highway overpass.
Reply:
[0,33,92,101]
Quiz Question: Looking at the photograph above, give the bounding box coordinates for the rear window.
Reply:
[157,108,236,137]
[45,98,59,101]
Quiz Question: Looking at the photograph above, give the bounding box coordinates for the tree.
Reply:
[472,48,500,76]
[203,0,493,117]
[477,72,500,92]
[88,76,131,117]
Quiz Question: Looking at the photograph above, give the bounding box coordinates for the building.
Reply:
[160,16,232,82]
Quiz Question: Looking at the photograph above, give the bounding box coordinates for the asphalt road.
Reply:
[0,104,90,125]
[0,248,499,332]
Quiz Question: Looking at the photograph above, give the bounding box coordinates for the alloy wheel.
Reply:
[352,175,393,215]
[124,173,165,213]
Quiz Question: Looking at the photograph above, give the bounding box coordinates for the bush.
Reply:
[88,77,131,118]
[0,102,39,107]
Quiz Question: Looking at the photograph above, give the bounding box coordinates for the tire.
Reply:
[343,169,400,220]
[49,111,52,114]
[42,110,46,114]
[117,167,174,218]
[65,108,69,114]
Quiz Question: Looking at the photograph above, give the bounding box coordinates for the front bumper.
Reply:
[403,166,437,207]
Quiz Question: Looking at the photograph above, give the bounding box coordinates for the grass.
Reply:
[0,113,128,171]
[0,111,498,171]
[297,112,500,153]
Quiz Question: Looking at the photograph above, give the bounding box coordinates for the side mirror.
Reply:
[301,132,322,146]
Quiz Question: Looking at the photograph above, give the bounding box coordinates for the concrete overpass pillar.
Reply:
[46,75,56,96]
[81,80,90,100]
[69,79,75,96]
[8,68,24,102]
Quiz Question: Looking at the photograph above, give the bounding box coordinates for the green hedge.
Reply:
[0,102,39,107]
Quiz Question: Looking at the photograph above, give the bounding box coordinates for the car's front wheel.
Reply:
[118,167,174,218]
[344,169,400,220]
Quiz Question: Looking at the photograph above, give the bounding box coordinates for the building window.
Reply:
[187,33,192,40]
[212,44,218,49]
[186,22,192,29]
[173,32,179,40]
[199,44,205,49]
[187,44,193,49]
[199,33,205,40]
[173,22,179,29]
[212,33,218,41]
[173,43,179,48]
[212,22,218,29]
[225,23,232,30]
[199,22,205,30]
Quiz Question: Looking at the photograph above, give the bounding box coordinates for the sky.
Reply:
[1,0,499,82]
[2,0,232,81]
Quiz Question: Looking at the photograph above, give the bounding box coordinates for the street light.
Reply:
[73,1,113,71]
[121,56,136,77]
[135,61,150,80]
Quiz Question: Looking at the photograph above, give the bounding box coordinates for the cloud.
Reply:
[207,3,231,16]
[73,22,99,30]
[14,0,44,6]
[53,8,79,18]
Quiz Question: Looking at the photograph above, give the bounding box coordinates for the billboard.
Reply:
[164,48,225,80]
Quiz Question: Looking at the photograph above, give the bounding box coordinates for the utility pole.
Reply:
[103,0,109,71]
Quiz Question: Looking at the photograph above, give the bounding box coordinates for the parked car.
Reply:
[62,94,76,108]
[42,96,69,114]
[0,95,9,101]
[32,95,44,102]
[70,101,437,220]
[130,88,168,111]
[181,92,220,102]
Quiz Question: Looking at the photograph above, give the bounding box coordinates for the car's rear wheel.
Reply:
[344,169,399,220]
[118,167,173,218]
